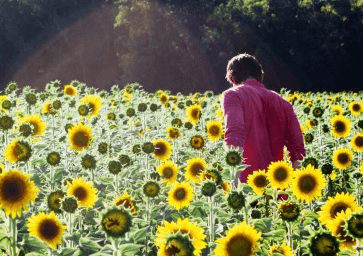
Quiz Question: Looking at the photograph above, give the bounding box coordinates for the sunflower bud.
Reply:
[61,196,78,213]
[201,181,217,197]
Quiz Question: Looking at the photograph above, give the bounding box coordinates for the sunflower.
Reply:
[214,220,262,256]
[350,133,363,152]
[27,211,67,250]
[155,217,207,256]
[47,190,65,213]
[330,115,351,138]
[219,181,231,194]
[114,191,137,215]
[101,208,132,238]
[200,169,222,185]
[247,169,268,196]
[143,181,160,198]
[326,208,357,251]
[332,147,354,170]
[167,181,195,210]
[0,163,5,174]
[279,201,300,222]
[346,212,363,239]
[4,139,32,164]
[206,120,223,142]
[156,160,179,186]
[152,139,172,161]
[190,135,205,150]
[159,93,169,104]
[309,232,340,256]
[0,170,40,218]
[290,164,326,203]
[317,192,363,226]
[268,242,293,256]
[64,84,78,96]
[185,157,209,183]
[158,232,194,256]
[166,125,181,140]
[68,122,94,152]
[42,101,57,115]
[186,104,202,125]
[266,160,294,190]
[331,105,344,116]
[349,101,363,116]
[67,177,98,209]
[79,95,102,120]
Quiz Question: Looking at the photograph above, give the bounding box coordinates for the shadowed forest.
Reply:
[1,0,363,95]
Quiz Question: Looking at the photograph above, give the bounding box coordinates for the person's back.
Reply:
[221,53,306,186]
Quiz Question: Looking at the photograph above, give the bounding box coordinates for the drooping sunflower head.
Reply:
[98,142,108,155]
[290,164,326,203]
[214,220,262,256]
[114,191,137,215]
[302,157,319,169]
[19,123,33,138]
[201,181,217,197]
[346,212,363,239]
[200,169,222,185]
[317,192,363,226]
[309,232,340,256]
[189,134,205,150]
[166,125,181,140]
[67,177,98,209]
[167,181,195,210]
[47,190,65,214]
[25,93,37,105]
[27,211,67,250]
[108,160,122,175]
[79,95,102,118]
[4,139,32,164]
[0,115,14,131]
[0,169,40,218]
[219,181,231,194]
[268,242,293,256]
[326,208,357,251]
[332,147,354,171]
[81,154,97,170]
[350,133,363,152]
[119,154,132,168]
[152,139,172,161]
[266,160,294,190]
[67,122,94,152]
[156,160,179,186]
[330,115,351,138]
[63,85,77,96]
[186,104,202,125]
[185,157,209,184]
[225,149,243,167]
[143,181,161,198]
[227,191,245,211]
[101,208,132,238]
[46,152,61,166]
[61,195,78,213]
[171,118,183,128]
[247,169,268,196]
[206,120,224,142]
[278,201,300,222]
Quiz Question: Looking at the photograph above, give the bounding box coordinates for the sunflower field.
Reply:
[0,80,363,256]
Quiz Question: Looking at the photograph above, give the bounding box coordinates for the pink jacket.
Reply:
[221,79,306,183]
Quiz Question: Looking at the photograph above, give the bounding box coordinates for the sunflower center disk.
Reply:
[355,137,363,147]
[40,220,59,239]
[192,165,202,176]
[331,203,348,218]
[227,235,252,256]
[335,121,345,132]
[337,154,349,164]
[176,189,186,200]
[155,144,166,155]
[3,178,24,201]
[74,187,86,200]
[74,132,89,147]
[299,176,316,193]
[274,169,287,181]
[164,168,173,178]
[165,244,181,254]
[254,176,266,188]
[210,126,219,135]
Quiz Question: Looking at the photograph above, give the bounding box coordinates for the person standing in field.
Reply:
[221,53,306,190]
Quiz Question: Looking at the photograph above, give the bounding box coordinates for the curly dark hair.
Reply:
[225,53,264,85]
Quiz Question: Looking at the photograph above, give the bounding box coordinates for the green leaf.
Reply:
[22,234,49,251]
[53,167,64,181]
[261,229,286,238]
[339,249,356,256]
[79,237,101,253]
[272,253,284,256]
[84,211,97,226]
[60,248,82,256]
[98,244,113,254]
[118,244,144,256]
[99,176,114,185]
[131,226,149,243]
[31,158,47,167]
[250,219,268,232]
[25,253,45,256]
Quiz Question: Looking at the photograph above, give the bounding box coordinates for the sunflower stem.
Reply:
[50,165,54,191]
[209,196,215,246]
[145,196,150,256]
[11,217,17,256]
[244,205,249,225]
[69,213,73,248]
[52,115,55,150]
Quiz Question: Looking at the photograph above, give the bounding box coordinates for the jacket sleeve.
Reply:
[221,90,245,148]
[284,102,306,163]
